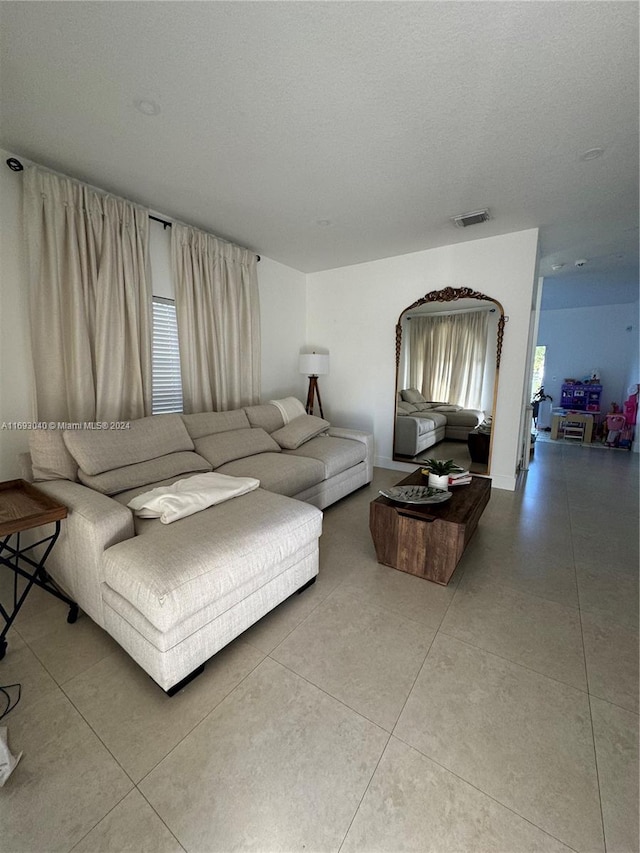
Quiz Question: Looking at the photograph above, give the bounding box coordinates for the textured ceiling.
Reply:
[1,1,638,301]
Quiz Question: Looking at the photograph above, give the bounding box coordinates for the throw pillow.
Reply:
[271,414,330,450]
[194,427,281,469]
[401,389,427,404]
[29,429,79,482]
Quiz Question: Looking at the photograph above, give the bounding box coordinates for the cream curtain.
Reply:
[172,223,260,413]
[408,310,489,409]
[23,167,152,422]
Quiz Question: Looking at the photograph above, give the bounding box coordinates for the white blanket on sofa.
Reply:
[268,396,306,424]
[127,473,260,524]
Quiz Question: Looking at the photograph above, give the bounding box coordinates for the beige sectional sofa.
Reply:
[24,401,373,693]
[395,389,485,457]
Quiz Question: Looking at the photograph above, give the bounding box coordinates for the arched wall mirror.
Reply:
[393,286,505,475]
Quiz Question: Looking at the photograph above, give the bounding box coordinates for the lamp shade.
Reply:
[299,352,329,376]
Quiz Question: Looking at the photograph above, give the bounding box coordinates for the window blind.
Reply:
[152,297,183,414]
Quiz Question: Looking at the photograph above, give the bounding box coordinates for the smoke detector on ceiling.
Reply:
[451,209,491,228]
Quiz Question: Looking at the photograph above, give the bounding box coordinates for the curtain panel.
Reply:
[408,310,489,409]
[172,223,261,413]
[23,167,152,423]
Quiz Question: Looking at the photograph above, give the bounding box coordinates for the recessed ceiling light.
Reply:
[579,147,604,161]
[316,219,332,227]
[551,263,564,271]
[133,98,161,116]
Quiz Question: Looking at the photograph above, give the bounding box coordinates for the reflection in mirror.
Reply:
[393,287,504,475]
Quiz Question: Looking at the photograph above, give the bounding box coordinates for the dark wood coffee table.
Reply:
[369,469,491,585]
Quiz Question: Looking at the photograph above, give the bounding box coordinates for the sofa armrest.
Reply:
[27,480,135,625]
[394,416,420,456]
[328,427,373,481]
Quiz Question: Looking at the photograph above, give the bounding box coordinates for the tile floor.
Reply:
[1,441,638,852]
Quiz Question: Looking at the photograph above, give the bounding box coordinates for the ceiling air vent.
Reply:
[451,208,491,228]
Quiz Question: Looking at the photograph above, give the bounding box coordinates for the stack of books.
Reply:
[448,469,472,486]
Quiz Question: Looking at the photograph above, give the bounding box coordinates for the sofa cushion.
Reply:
[216,453,324,497]
[433,404,463,413]
[29,429,79,482]
[415,411,447,429]
[413,402,438,411]
[401,389,427,404]
[63,414,193,475]
[102,488,322,633]
[444,409,484,427]
[181,409,250,440]
[78,451,212,495]
[271,415,330,450]
[194,427,280,469]
[285,435,366,478]
[396,401,418,415]
[244,404,285,433]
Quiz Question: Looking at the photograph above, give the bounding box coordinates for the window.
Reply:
[152,297,183,414]
[530,345,547,401]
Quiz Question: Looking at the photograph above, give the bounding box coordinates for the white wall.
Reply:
[537,302,639,410]
[256,256,308,401]
[0,153,33,477]
[306,229,540,490]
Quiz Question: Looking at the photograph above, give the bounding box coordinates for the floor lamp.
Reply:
[299,352,329,418]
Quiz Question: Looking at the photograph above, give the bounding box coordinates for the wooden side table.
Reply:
[0,479,77,660]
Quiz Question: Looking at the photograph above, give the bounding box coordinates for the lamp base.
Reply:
[305,375,324,418]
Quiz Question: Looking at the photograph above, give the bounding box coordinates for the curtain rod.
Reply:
[407,306,496,319]
[6,157,260,262]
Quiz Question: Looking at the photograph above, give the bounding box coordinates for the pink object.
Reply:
[623,392,638,427]
[606,414,626,431]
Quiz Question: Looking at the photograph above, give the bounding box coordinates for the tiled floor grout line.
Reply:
[335,729,393,853]
[66,788,134,853]
[335,567,468,853]
[436,627,590,694]
[390,730,583,853]
[563,443,608,853]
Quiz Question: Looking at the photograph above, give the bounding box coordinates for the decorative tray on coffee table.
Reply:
[378,485,452,505]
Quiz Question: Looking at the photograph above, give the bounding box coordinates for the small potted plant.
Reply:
[421,458,459,491]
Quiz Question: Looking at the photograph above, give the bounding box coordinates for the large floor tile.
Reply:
[572,527,639,576]
[458,538,579,609]
[582,610,639,713]
[590,697,639,853]
[339,558,458,629]
[272,588,435,729]
[576,566,639,630]
[342,736,573,853]
[140,657,388,852]
[0,643,58,720]
[63,637,264,783]
[395,635,604,853]
[440,574,587,689]
[0,690,132,852]
[28,612,120,685]
[73,789,185,853]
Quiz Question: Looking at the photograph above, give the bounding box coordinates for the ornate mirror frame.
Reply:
[393,286,505,473]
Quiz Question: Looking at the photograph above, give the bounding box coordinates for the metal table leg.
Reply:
[0,521,78,659]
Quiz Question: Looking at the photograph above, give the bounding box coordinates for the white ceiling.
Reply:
[1,1,638,303]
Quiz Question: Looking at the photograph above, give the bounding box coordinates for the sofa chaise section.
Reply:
[395,389,485,456]
[23,403,372,692]
[101,489,321,691]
